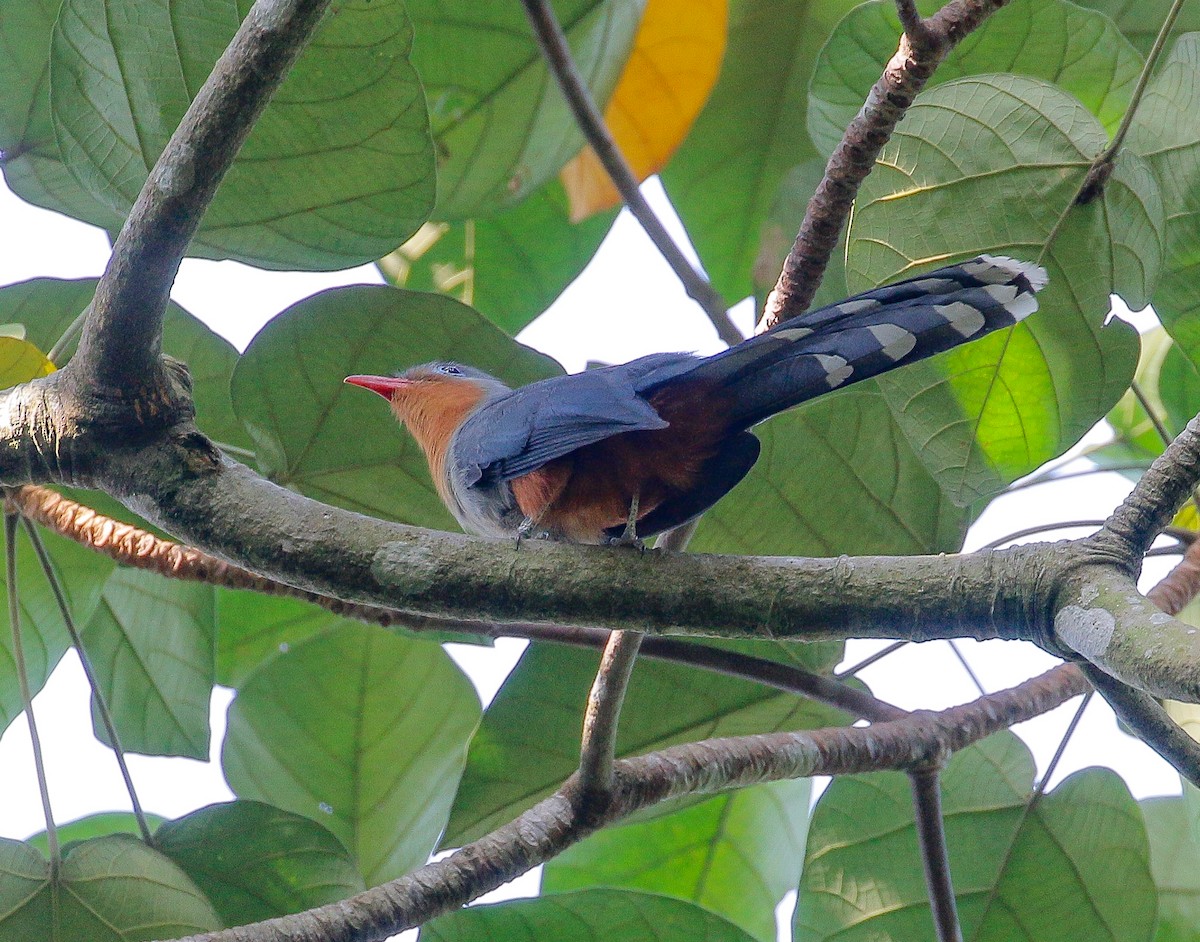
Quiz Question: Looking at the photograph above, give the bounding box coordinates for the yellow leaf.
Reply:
[560,0,728,220]
[0,338,56,389]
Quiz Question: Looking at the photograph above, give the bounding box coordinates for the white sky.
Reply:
[0,175,1184,934]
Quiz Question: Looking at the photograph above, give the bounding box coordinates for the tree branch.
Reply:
[70,0,332,397]
[579,629,644,802]
[55,449,1076,644]
[518,0,741,345]
[761,0,1009,328]
[8,486,903,721]
[1079,662,1200,788]
[910,768,962,942]
[1147,535,1200,623]
[18,515,152,845]
[169,664,1086,942]
[1097,413,1200,565]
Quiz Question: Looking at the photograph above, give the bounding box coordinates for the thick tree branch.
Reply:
[761,0,1009,328]
[67,447,1075,643]
[12,485,904,721]
[518,0,741,345]
[7,428,1200,699]
[70,0,332,396]
[1055,565,1200,701]
[169,664,1085,942]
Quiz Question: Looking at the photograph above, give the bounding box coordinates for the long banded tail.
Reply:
[688,255,1048,431]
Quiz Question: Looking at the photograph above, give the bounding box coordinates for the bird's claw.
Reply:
[514,517,550,548]
[605,532,646,553]
[609,493,645,552]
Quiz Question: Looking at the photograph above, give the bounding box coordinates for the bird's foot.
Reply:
[606,494,645,552]
[605,531,646,552]
[514,516,551,548]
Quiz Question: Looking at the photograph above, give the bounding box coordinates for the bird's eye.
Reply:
[440,365,463,375]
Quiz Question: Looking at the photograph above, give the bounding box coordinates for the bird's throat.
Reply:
[390,380,487,497]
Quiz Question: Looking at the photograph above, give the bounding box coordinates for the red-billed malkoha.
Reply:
[346,255,1047,544]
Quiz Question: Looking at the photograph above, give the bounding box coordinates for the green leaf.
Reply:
[1142,794,1200,942]
[1104,328,1196,465]
[1128,33,1200,367]
[796,732,1156,942]
[81,570,215,759]
[543,779,811,942]
[848,75,1153,504]
[223,625,481,884]
[230,285,560,528]
[0,278,249,449]
[381,179,618,335]
[216,590,345,688]
[660,0,859,303]
[26,812,166,856]
[0,0,126,229]
[1074,1,1200,55]
[407,0,643,218]
[445,642,846,847]
[808,0,1142,156]
[0,835,221,940]
[691,386,970,556]
[217,589,486,690]
[156,800,365,927]
[0,520,115,736]
[421,888,758,942]
[48,0,434,271]
[0,339,53,388]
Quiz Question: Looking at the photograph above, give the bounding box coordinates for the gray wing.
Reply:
[453,353,699,486]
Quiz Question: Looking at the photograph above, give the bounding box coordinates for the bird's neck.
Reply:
[391,382,487,496]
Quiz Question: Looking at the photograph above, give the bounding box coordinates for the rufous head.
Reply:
[344,363,511,468]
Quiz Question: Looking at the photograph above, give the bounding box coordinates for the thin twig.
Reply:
[1032,690,1092,798]
[947,640,986,696]
[47,306,89,366]
[975,519,1108,551]
[910,768,963,942]
[517,0,740,346]
[762,0,1010,327]
[1001,462,1151,495]
[1077,0,1187,203]
[895,0,933,47]
[4,513,58,871]
[579,629,644,802]
[1131,380,1175,449]
[21,518,153,845]
[836,640,909,678]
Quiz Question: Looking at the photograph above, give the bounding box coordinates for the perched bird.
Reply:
[346,255,1047,545]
